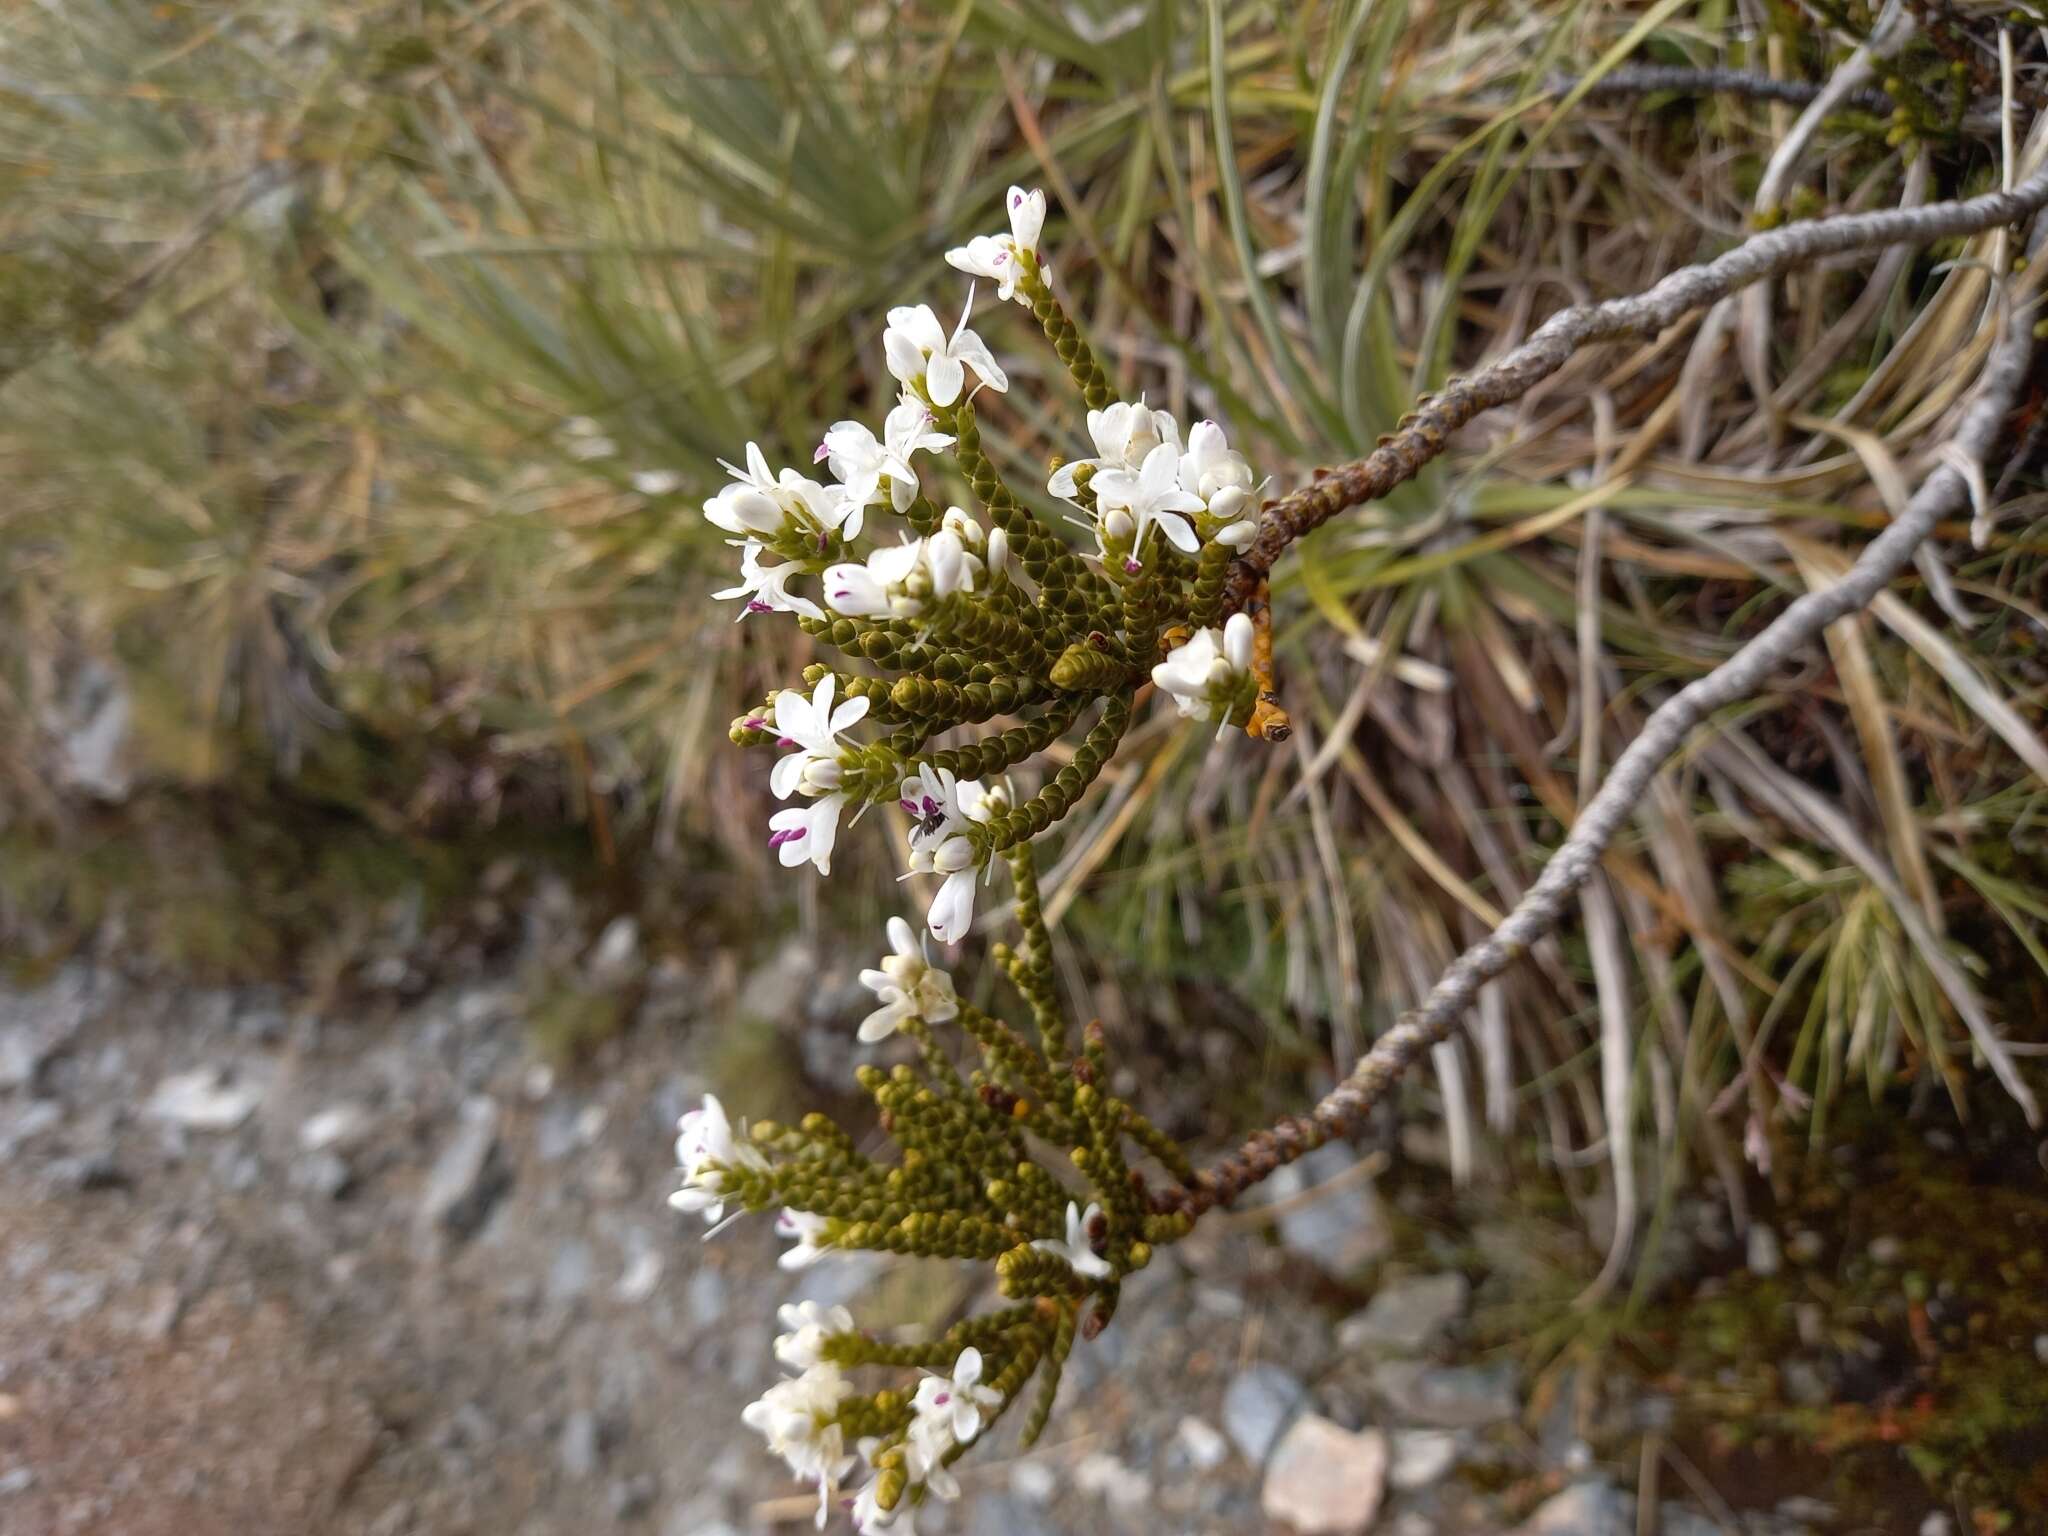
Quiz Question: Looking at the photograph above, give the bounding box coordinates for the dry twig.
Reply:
[1161,190,2048,1218]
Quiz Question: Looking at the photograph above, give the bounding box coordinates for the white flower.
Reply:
[764,676,863,872]
[714,541,824,622]
[741,1362,856,1527]
[849,1478,919,1533]
[709,442,865,544]
[911,1347,1004,1449]
[823,532,981,620]
[1178,419,1254,502]
[776,1209,835,1271]
[631,469,682,496]
[668,1094,766,1224]
[768,675,870,801]
[774,1299,853,1369]
[884,290,1008,408]
[1150,613,1255,740]
[769,794,850,876]
[819,399,953,512]
[1031,1200,1113,1279]
[1091,441,1205,566]
[901,769,1002,943]
[944,185,1047,305]
[857,916,960,1041]
[1048,398,1180,498]
[939,505,986,553]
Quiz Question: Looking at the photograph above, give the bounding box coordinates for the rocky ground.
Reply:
[0,910,2007,1536]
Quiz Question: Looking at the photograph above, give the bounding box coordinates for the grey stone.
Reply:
[1223,1362,1308,1465]
[416,1096,508,1246]
[1009,1460,1058,1503]
[50,659,133,801]
[1388,1428,1458,1489]
[0,1467,34,1496]
[1176,1414,1228,1471]
[548,1240,596,1306]
[1659,1507,1737,1536]
[685,1266,726,1327]
[1337,1272,1469,1355]
[1261,1414,1387,1535]
[299,1104,370,1153]
[1263,1144,1391,1276]
[1746,1223,1781,1278]
[969,1493,1060,1536]
[588,917,643,988]
[1788,1229,1825,1265]
[0,968,91,1089]
[1370,1361,1518,1428]
[0,1099,63,1157]
[2035,1334,2048,1365]
[560,1409,601,1480]
[1074,1451,1150,1513]
[145,1067,265,1131]
[1869,1235,1905,1265]
[1515,1483,1634,1536]
[609,1473,658,1519]
[291,1152,353,1201]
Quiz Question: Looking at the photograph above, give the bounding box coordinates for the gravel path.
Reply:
[0,947,1883,1536]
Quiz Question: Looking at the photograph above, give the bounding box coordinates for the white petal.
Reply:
[924,350,964,408]
[926,869,977,942]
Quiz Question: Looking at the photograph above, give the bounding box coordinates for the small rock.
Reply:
[2034,1334,2048,1366]
[0,1467,34,1496]
[685,1267,726,1328]
[1370,1361,1518,1428]
[300,1104,370,1153]
[43,1151,125,1193]
[560,1409,601,1481]
[1746,1223,1781,1278]
[969,1493,1059,1536]
[588,917,643,988]
[144,1067,263,1131]
[1918,1516,1954,1536]
[1868,1235,1905,1265]
[1074,1451,1150,1513]
[616,1249,664,1304]
[1264,1144,1392,1276]
[549,1241,596,1307]
[292,1152,353,1201]
[1656,1507,1733,1536]
[1388,1428,1458,1489]
[1787,1229,1825,1265]
[1387,1516,1435,1536]
[1777,1496,1835,1523]
[1337,1273,1469,1355]
[0,967,90,1089]
[610,1473,658,1519]
[1223,1363,1309,1464]
[416,1096,508,1246]
[1009,1460,1058,1504]
[1514,1482,1634,1536]
[1782,1359,1830,1407]
[1261,1415,1388,1535]
[0,1099,64,1157]
[1177,1415,1229,1470]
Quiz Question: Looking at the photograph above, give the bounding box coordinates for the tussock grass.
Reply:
[4,0,2047,1272]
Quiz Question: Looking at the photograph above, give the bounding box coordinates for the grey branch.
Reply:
[1315,261,2043,1137]
[1227,154,2048,603]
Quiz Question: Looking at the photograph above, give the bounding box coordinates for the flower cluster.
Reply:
[676,841,1199,1530]
[674,182,1294,1527]
[712,183,1280,948]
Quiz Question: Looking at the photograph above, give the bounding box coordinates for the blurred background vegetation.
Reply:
[5,0,2047,1372]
